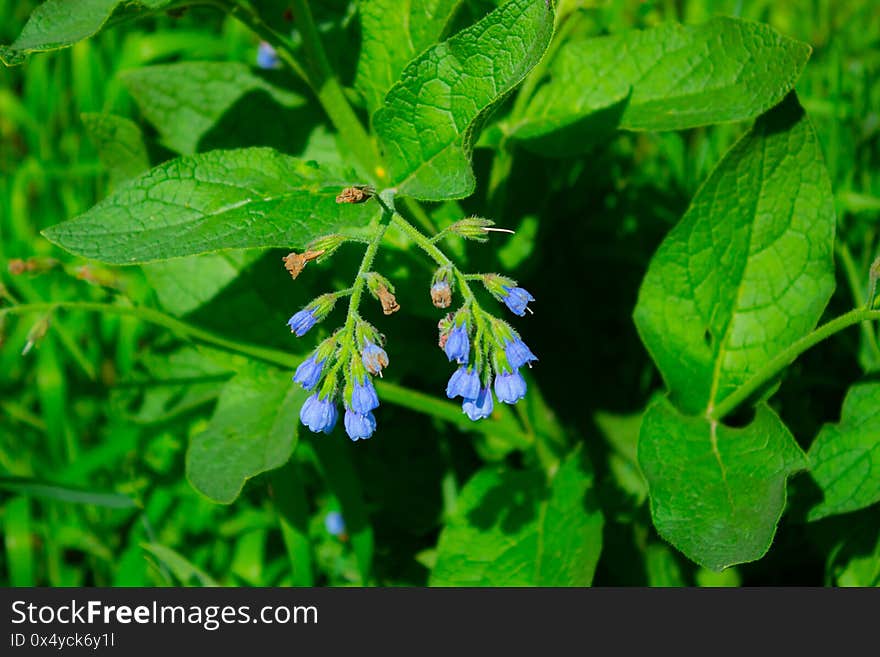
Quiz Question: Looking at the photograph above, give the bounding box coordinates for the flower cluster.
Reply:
[440,304,537,421]
[290,307,388,442]
[286,206,535,441]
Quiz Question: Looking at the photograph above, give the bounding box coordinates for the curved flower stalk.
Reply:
[287,192,537,441]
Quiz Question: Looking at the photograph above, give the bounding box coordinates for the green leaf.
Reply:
[373,0,554,200]
[1,0,171,65]
[121,62,306,155]
[81,113,150,187]
[639,396,806,571]
[808,383,880,520]
[430,447,603,585]
[142,250,264,316]
[512,17,811,152]
[270,462,314,586]
[141,542,219,586]
[355,0,462,116]
[633,95,836,415]
[186,364,306,504]
[0,476,138,509]
[42,148,379,265]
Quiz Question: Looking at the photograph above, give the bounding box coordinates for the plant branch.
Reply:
[710,308,880,421]
[836,242,880,363]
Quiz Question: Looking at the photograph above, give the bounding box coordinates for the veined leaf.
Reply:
[1,0,171,66]
[430,447,603,586]
[373,0,554,200]
[634,95,835,415]
[512,17,810,152]
[355,0,463,116]
[808,383,880,520]
[81,113,150,187]
[639,396,806,571]
[121,62,306,155]
[42,148,379,264]
[186,364,306,504]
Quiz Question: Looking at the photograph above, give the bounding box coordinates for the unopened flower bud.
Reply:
[869,256,880,310]
[75,265,119,288]
[22,314,50,356]
[430,266,454,308]
[447,217,514,242]
[306,234,346,262]
[8,257,59,276]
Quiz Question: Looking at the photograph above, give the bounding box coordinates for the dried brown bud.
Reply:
[431,281,452,308]
[282,250,324,280]
[377,285,400,315]
[75,265,119,288]
[335,186,372,204]
[8,259,26,275]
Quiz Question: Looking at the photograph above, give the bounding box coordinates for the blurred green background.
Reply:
[2,0,880,586]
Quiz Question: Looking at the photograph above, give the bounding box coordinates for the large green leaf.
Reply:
[0,0,171,65]
[430,447,603,585]
[81,113,150,187]
[186,364,306,504]
[639,396,806,571]
[42,148,379,264]
[373,0,554,200]
[142,250,265,316]
[121,62,307,155]
[512,17,810,152]
[355,0,462,116]
[633,95,835,416]
[808,383,880,520]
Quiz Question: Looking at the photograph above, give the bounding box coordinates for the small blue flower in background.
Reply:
[494,370,527,404]
[344,408,376,441]
[325,511,346,536]
[351,376,379,413]
[505,337,537,369]
[501,286,535,317]
[361,340,389,375]
[256,41,279,69]
[446,366,480,400]
[300,393,338,433]
[293,354,324,390]
[444,322,469,364]
[288,308,317,337]
[462,385,494,421]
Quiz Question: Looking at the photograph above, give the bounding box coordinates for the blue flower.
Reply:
[462,385,494,421]
[256,41,279,69]
[501,286,535,317]
[288,308,317,337]
[361,340,389,375]
[505,337,538,369]
[444,323,469,364]
[494,370,527,404]
[351,376,379,413]
[293,355,324,390]
[325,511,346,536]
[300,394,338,433]
[344,408,376,441]
[446,366,480,400]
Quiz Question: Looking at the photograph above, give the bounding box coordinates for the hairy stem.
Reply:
[710,308,880,421]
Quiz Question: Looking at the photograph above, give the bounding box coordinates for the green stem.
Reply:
[390,213,478,306]
[710,308,880,421]
[286,0,380,178]
[1,301,299,369]
[0,300,527,443]
[836,242,880,361]
[343,210,393,334]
